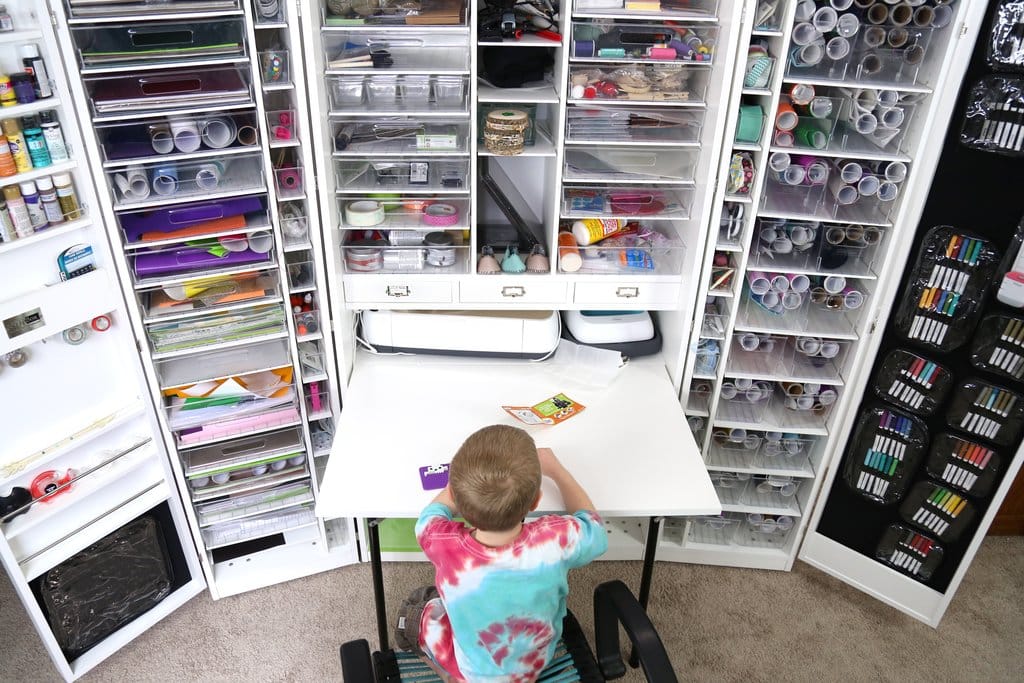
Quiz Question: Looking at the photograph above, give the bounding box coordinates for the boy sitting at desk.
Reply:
[396,424,608,682]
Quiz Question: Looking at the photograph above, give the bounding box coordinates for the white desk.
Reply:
[316,349,721,650]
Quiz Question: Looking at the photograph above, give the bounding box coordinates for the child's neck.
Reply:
[472,523,523,547]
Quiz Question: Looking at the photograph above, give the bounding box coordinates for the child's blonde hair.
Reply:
[449,425,541,531]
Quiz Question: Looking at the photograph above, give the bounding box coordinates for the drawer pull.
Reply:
[386,285,410,298]
[501,286,526,298]
[616,286,639,298]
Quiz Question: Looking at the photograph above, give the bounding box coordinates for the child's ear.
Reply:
[531,491,542,511]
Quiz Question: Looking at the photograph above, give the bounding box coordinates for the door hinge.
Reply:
[959,22,968,38]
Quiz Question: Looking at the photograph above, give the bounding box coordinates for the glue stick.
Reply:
[558,231,582,272]
[571,218,628,246]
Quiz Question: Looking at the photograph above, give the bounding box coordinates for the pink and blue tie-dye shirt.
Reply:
[415,502,608,682]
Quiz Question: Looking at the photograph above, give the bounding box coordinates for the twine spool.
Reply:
[484,109,529,156]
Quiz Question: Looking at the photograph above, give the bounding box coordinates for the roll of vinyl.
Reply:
[149,123,174,154]
[824,275,847,294]
[782,291,804,310]
[781,164,807,185]
[837,159,863,183]
[194,162,223,190]
[863,26,886,48]
[883,161,908,183]
[422,203,459,227]
[888,27,910,48]
[826,36,850,61]
[201,117,238,149]
[169,118,202,153]
[812,7,838,33]
[857,174,880,196]
[794,41,824,67]
[836,12,860,37]
[219,234,248,252]
[877,181,899,202]
[867,4,889,24]
[768,151,791,172]
[116,166,151,200]
[249,230,274,253]
[237,124,259,146]
[861,52,883,75]
[747,271,772,295]
[828,176,858,205]
[791,22,819,46]
[345,200,385,227]
[788,273,811,292]
[152,165,179,196]
[776,101,798,131]
[878,106,905,129]
[843,288,865,309]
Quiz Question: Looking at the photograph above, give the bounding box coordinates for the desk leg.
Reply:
[367,518,389,651]
[630,515,662,668]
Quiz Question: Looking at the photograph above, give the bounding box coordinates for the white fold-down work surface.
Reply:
[317,351,721,520]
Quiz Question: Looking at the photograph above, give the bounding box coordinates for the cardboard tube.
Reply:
[867,4,889,24]
[169,118,201,153]
[888,27,910,48]
[891,3,913,26]
[904,43,926,65]
[237,124,259,146]
[913,6,934,27]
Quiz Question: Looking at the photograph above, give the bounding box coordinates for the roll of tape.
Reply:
[62,325,86,345]
[345,200,385,227]
[91,315,111,332]
[422,203,459,227]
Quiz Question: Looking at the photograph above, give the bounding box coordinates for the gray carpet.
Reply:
[2,537,1022,682]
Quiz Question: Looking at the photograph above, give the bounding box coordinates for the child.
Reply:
[395,424,608,682]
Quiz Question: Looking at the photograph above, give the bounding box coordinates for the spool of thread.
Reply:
[169,118,202,153]
[201,117,238,149]
[149,123,174,154]
[276,167,302,192]
[152,165,179,195]
[573,40,596,58]
[558,231,582,272]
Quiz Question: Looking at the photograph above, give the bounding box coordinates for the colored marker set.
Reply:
[843,407,926,504]
[875,524,943,582]
[946,379,1024,447]
[872,349,951,416]
[969,314,1024,382]
[894,227,999,351]
[900,481,975,542]
[925,434,1001,498]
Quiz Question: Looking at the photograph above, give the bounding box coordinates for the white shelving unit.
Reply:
[45,0,358,601]
[0,3,205,680]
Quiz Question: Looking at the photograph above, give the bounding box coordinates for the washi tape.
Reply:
[345,200,385,227]
[422,203,459,227]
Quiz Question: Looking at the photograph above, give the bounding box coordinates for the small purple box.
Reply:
[419,463,450,491]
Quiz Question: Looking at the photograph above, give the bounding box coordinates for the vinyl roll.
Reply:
[149,123,174,154]
[878,106,905,129]
[857,174,880,196]
[860,52,883,76]
[877,181,899,202]
[115,165,151,200]
[824,275,847,294]
[345,200,385,227]
[867,4,889,24]
[788,273,811,293]
[201,117,238,149]
[776,101,798,131]
[835,12,860,37]
[828,176,858,205]
[768,151,791,172]
[791,22,819,47]
[826,36,850,61]
[194,161,223,190]
[837,159,863,183]
[884,161,908,183]
[276,167,302,193]
[248,230,274,253]
[747,271,772,295]
[169,118,202,153]
[794,41,824,67]
[151,165,179,196]
[812,7,838,33]
[781,164,807,185]
[782,291,804,310]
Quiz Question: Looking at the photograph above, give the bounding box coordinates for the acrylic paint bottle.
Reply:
[35,176,64,225]
[19,181,47,230]
[0,133,17,176]
[53,173,82,220]
[0,198,16,242]
[20,115,51,168]
[1,118,32,173]
[39,111,69,162]
[2,185,33,237]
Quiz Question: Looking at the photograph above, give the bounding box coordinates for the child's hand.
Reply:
[537,448,562,478]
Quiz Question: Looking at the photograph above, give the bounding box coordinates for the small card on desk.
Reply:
[504,393,586,426]
[419,463,450,490]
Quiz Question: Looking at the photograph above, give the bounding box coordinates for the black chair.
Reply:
[340,579,678,682]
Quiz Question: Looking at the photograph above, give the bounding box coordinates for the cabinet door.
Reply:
[800,0,1024,627]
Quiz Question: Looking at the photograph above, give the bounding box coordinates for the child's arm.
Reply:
[430,484,456,512]
[538,448,596,513]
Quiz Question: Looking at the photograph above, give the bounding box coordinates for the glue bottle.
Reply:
[558,231,582,272]
[571,218,628,246]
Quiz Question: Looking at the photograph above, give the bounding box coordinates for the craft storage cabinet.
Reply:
[301,0,745,559]
[0,2,205,680]
[46,0,358,603]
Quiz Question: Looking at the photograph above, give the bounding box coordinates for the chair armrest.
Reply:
[340,639,375,682]
[593,580,678,682]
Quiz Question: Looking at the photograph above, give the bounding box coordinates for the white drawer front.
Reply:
[344,279,453,305]
[572,281,680,307]
[459,280,569,305]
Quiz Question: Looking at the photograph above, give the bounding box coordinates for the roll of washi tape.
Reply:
[151,165,179,196]
[149,123,174,154]
[5,348,28,367]
[201,117,238,149]
[62,325,86,345]
[736,105,764,143]
[422,203,459,227]
[345,200,385,227]
[424,231,456,267]
[169,118,202,153]
[91,315,111,332]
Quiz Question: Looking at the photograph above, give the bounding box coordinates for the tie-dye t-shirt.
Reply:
[415,503,608,682]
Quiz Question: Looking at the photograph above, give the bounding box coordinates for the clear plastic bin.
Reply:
[127,230,276,285]
[561,185,693,220]
[563,148,697,183]
[96,112,259,164]
[322,31,471,73]
[693,338,721,376]
[65,0,241,19]
[567,62,709,106]
[687,513,743,547]
[332,119,470,155]
[570,22,719,65]
[790,336,852,380]
[565,106,703,145]
[267,109,300,146]
[183,427,304,478]
[563,222,686,276]
[322,2,468,27]
[702,304,728,340]
[733,513,795,549]
[280,202,310,248]
[147,303,286,355]
[138,270,281,323]
[727,333,789,375]
[776,382,840,427]
[72,19,246,69]
[773,97,843,150]
[686,382,713,415]
[709,471,750,507]
[335,157,470,193]
[706,429,761,469]
[328,74,468,113]
[717,381,774,423]
[337,197,470,231]
[274,164,305,199]
[106,153,265,209]
[741,475,802,513]
[85,67,254,118]
[304,384,331,419]
[285,252,315,291]
[294,305,322,340]
[754,433,816,473]
[259,49,290,86]
[201,505,316,548]
[197,480,313,527]
[341,242,471,275]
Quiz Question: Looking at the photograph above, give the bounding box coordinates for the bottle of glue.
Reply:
[571,218,629,246]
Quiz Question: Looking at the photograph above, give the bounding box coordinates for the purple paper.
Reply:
[133,247,268,278]
[120,197,265,242]
[419,463,450,491]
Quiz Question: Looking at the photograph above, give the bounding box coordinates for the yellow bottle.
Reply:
[1,118,32,173]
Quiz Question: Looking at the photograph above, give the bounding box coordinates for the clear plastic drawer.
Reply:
[105,152,265,210]
[570,23,719,65]
[85,66,253,118]
[563,148,697,184]
[565,105,703,145]
[96,111,260,164]
[335,157,470,193]
[323,31,471,73]
[567,62,710,106]
[332,119,471,155]
[72,19,247,69]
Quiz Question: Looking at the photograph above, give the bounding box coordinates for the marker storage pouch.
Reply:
[899,480,977,543]
[875,523,943,582]
[969,314,1024,383]
[960,76,1024,157]
[871,348,953,416]
[988,1,1024,71]
[843,406,928,505]
[945,378,1024,447]
[925,433,1001,500]
[892,225,1001,351]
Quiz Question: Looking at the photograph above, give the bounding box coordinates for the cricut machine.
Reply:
[359,309,560,359]
[561,310,662,357]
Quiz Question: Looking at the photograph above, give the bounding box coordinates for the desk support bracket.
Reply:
[367,518,389,651]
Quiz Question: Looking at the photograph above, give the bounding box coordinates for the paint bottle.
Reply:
[558,231,582,272]
[1,118,32,173]
[0,133,17,176]
[35,176,63,224]
[53,173,81,219]
[19,181,47,230]
[39,111,69,162]
[2,185,33,237]
[0,74,14,107]
[20,45,53,99]
[571,218,629,246]
[20,115,51,168]
[0,198,16,242]
[0,5,13,32]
